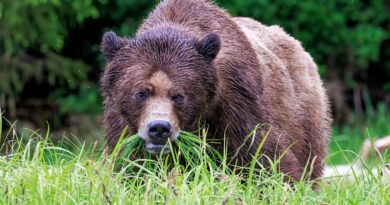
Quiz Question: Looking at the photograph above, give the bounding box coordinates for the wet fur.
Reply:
[100,0,331,181]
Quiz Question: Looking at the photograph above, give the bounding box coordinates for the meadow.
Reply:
[1,110,389,205]
[1,0,390,204]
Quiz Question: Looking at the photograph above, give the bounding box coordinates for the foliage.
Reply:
[115,130,222,174]
[49,85,102,115]
[0,119,389,204]
[0,0,102,117]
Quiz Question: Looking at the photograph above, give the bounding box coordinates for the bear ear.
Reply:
[101,31,127,60]
[195,32,221,63]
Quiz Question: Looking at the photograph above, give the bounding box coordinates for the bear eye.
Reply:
[135,90,150,101]
[172,94,185,103]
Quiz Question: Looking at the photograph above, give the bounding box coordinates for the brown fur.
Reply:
[100,0,331,181]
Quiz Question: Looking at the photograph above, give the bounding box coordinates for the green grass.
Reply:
[1,105,390,204]
[329,103,390,165]
[1,121,389,204]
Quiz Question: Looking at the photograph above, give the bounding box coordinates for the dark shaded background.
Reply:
[1,0,389,146]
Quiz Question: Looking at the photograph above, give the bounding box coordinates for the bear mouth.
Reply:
[145,142,171,155]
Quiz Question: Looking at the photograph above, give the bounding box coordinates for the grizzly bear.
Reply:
[100,0,331,181]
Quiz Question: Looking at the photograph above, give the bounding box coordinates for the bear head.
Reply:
[100,27,220,154]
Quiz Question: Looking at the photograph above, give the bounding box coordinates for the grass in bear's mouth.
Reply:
[114,129,224,174]
[1,118,389,204]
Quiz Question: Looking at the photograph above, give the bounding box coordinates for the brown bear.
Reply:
[100,0,331,181]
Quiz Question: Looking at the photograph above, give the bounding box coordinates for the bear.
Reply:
[100,0,331,181]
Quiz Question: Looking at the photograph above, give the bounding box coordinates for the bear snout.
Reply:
[147,120,173,145]
[137,97,181,153]
[144,120,174,155]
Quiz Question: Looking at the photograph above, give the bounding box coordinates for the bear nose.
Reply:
[147,120,172,144]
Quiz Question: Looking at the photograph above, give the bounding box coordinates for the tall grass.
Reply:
[329,102,390,165]
[0,112,389,204]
